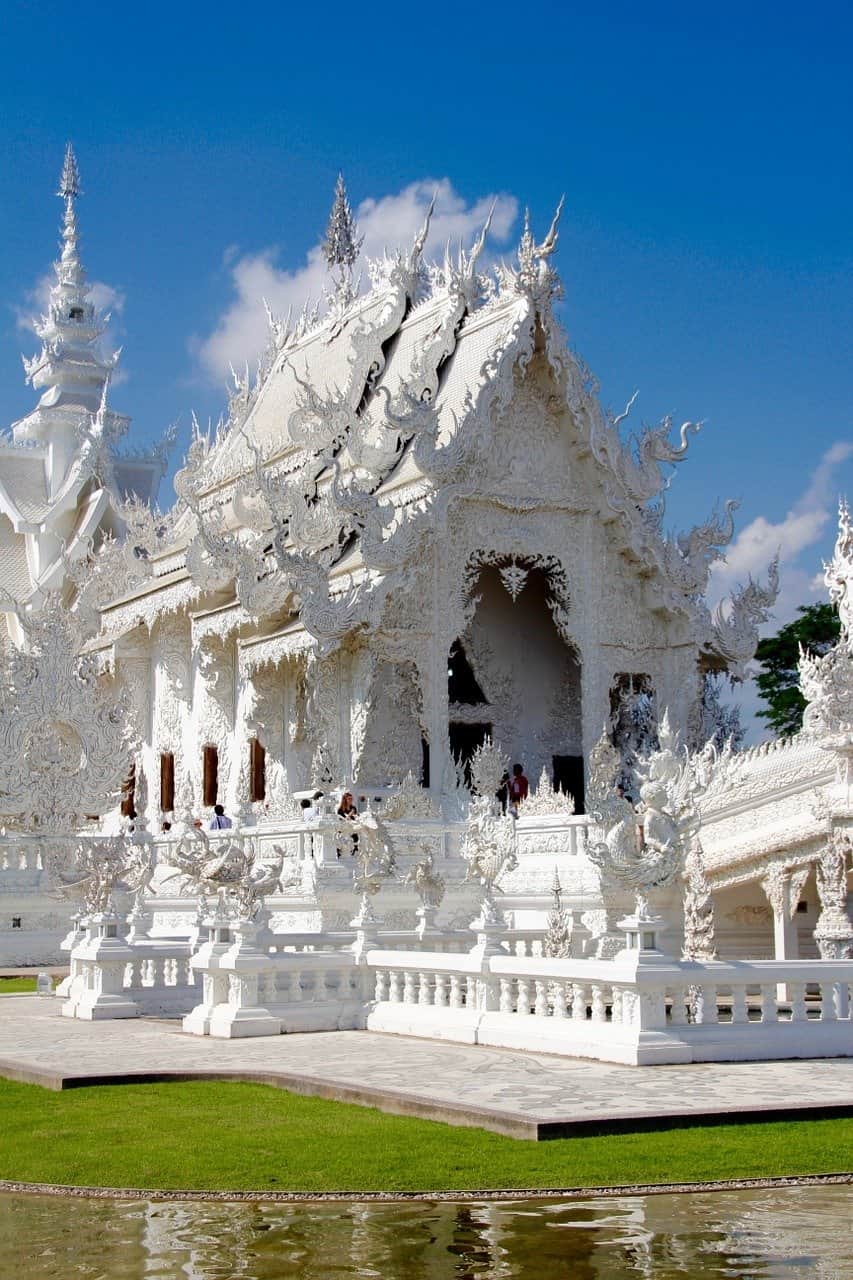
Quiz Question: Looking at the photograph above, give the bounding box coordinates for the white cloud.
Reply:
[704,440,853,745]
[708,440,853,625]
[194,177,519,384]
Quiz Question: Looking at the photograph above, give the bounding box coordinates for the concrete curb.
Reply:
[0,1172,850,1203]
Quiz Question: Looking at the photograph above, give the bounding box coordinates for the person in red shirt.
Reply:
[508,763,529,816]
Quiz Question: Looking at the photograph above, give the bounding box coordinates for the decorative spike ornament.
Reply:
[543,871,572,958]
[57,143,81,199]
[322,173,363,273]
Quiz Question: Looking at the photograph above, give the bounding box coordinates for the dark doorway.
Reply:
[448,641,488,705]
[553,754,585,813]
[449,722,492,786]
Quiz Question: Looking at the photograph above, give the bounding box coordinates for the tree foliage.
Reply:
[754,603,840,736]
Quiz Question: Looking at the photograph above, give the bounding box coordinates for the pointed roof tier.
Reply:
[106,197,777,684]
[14,144,128,452]
[0,148,169,620]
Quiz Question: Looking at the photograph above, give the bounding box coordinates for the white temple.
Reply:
[0,153,850,1058]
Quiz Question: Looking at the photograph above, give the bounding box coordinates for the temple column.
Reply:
[191,634,236,820]
[429,545,452,800]
[814,831,853,961]
[761,863,809,998]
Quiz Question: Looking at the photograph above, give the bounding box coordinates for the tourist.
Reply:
[497,771,510,813]
[208,804,233,831]
[337,792,358,819]
[336,791,359,857]
[508,763,529,816]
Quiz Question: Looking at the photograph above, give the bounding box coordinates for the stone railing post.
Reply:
[61,912,139,1021]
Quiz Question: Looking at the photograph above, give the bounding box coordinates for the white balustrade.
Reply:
[362,951,853,1065]
[60,897,853,1065]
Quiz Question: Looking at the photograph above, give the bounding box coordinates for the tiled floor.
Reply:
[1,996,852,1137]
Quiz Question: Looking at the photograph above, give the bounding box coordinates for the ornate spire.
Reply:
[54,144,86,299]
[322,173,363,272]
[58,142,80,199]
[15,145,125,451]
[322,174,363,312]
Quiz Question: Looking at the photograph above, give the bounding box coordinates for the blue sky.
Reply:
[0,1,851,697]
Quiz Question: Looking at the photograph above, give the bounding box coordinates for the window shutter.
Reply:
[202,745,219,807]
[160,752,175,812]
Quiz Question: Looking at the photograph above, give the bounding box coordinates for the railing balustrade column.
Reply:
[552,982,568,1019]
[789,983,807,1023]
[534,980,549,1017]
[819,979,837,1022]
[449,974,463,1009]
[610,986,624,1024]
[668,987,686,1025]
[403,971,417,1005]
[571,983,588,1020]
[434,973,448,1007]
[389,971,403,1003]
[374,970,388,1002]
[760,983,776,1022]
[126,958,143,994]
[516,978,531,1015]
[696,985,718,1024]
[418,972,432,1006]
[591,984,606,1022]
[730,986,749,1024]
[833,980,850,1021]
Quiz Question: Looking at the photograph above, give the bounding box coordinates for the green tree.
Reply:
[754,602,840,736]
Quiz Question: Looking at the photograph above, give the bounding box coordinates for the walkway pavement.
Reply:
[2,996,852,1139]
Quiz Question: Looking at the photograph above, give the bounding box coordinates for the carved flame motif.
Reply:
[0,595,135,833]
[498,560,529,602]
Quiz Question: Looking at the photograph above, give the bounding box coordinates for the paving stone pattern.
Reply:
[1,997,852,1138]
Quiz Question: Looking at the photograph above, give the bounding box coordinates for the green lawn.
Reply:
[0,977,37,994]
[0,1078,848,1193]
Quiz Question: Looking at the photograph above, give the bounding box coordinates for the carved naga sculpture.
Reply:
[588,713,715,919]
[162,827,285,922]
[344,809,397,925]
[45,836,147,919]
[461,737,518,926]
[708,555,780,679]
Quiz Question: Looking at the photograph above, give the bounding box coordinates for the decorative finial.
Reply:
[513,197,565,307]
[58,143,80,200]
[322,173,363,272]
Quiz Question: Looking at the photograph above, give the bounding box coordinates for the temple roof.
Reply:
[84,186,778,674]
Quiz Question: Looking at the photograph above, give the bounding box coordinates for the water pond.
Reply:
[1,1184,851,1278]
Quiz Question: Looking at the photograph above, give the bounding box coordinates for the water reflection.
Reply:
[1,1185,851,1279]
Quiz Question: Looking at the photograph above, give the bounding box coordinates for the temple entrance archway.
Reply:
[447,561,583,804]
